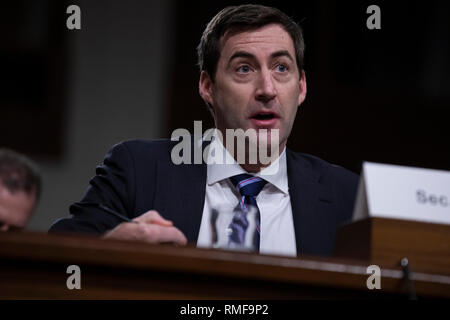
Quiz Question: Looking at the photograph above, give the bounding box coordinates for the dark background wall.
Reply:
[1,0,449,230]
[1,0,173,230]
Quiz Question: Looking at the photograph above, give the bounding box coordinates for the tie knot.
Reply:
[229,174,267,198]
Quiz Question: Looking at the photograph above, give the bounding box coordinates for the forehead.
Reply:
[0,184,35,227]
[220,24,295,59]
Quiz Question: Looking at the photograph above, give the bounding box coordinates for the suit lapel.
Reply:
[287,150,323,255]
[153,142,207,243]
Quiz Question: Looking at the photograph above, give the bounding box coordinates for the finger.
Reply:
[143,224,187,246]
[102,222,140,240]
[134,210,173,226]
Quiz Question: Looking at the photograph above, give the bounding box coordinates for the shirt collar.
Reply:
[205,131,289,195]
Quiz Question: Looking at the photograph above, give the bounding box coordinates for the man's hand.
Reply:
[102,210,187,245]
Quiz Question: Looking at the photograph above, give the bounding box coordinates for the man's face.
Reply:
[200,23,306,153]
[0,183,36,232]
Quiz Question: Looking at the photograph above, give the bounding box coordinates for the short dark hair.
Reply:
[0,148,41,200]
[197,4,305,81]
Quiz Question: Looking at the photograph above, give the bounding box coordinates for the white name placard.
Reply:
[353,162,450,225]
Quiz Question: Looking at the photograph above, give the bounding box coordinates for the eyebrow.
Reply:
[228,51,254,64]
[228,50,294,65]
[271,50,294,62]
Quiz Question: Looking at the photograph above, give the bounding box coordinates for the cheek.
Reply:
[215,81,253,113]
[278,85,300,134]
[279,84,300,112]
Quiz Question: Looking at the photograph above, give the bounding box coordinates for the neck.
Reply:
[211,129,287,173]
[239,162,269,173]
[239,145,284,173]
[216,133,285,173]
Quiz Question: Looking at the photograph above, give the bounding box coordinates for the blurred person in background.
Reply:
[0,148,41,232]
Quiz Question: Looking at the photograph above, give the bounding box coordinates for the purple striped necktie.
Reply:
[228,174,267,252]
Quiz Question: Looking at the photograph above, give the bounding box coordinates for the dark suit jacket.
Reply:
[49,139,359,257]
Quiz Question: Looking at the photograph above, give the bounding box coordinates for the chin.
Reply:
[253,129,281,161]
[256,128,280,146]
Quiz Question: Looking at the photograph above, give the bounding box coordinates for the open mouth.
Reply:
[251,112,277,120]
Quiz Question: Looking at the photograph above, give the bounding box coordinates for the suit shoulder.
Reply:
[109,139,176,162]
[117,138,175,151]
[289,150,359,186]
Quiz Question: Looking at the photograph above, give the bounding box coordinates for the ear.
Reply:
[199,71,214,108]
[297,70,307,106]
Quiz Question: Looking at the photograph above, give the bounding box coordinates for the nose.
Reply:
[255,69,276,103]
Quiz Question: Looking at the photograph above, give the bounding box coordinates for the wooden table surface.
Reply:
[0,231,449,299]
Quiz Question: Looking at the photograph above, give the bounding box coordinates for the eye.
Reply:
[237,65,251,73]
[275,64,288,72]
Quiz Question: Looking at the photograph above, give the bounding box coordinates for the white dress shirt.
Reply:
[196,134,297,257]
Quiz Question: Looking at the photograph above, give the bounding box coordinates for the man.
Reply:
[49,5,358,257]
[0,148,41,232]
